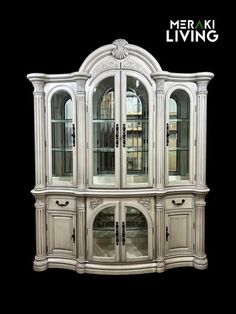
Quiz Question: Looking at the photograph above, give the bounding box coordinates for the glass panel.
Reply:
[169,90,190,181]
[93,77,115,185]
[93,207,115,257]
[125,207,148,258]
[126,77,149,184]
[51,92,73,179]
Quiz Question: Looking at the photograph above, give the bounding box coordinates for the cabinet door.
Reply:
[121,203,152,262]
[47,212,76,257]
[165,210,194,255]
[48,88,77,186]
[121,73,153,188]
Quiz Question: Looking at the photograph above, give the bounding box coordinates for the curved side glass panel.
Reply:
[51,91,73,180]
[169,90,190,181]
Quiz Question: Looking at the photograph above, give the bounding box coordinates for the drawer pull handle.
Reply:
[56,200,69,207]
[172,199,185,206]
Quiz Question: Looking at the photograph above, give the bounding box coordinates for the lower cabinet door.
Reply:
[165,210,194,255]
[47,212,76,257]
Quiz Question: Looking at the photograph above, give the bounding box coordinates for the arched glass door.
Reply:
[167,89,190,183]
[51,90,75,183]
[91,72,152,188]
[91,203,150,262]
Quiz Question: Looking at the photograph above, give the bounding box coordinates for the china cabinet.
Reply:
[28,39,213,274]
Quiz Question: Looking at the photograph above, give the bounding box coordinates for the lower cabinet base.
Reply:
[33,256,208,274]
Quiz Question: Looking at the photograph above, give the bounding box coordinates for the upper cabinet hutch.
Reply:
[28,39,213,274]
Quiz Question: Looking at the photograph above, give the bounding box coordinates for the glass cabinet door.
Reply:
[168,89,190,183]
[51,91,75,183]
[92,76,119,187]
[92,205,119,262]
[91,203,150,262]
[122,75,150,187]
[122,206,148,261]
[90,72,151,188]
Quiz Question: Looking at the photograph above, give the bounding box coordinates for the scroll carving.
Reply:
[89,199,103,209]
[138,199,151,210]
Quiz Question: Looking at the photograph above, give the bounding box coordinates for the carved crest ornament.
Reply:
[112,39,129,60]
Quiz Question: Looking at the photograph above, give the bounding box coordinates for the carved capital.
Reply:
[112,39,128,60]
[195,195,206,207]
[32,81,45,94]
[155,79,165,93]
[77,197,86,210]
[197,80,208,94]
[76,79,86,93]
[89,199,103,210]
[138,199,151,210]
[35,196,46,209]
[155,197,164,210]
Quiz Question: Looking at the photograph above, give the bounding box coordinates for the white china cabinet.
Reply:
[28,39,213,274]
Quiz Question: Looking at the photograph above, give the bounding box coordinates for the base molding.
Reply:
[34,255,207,274]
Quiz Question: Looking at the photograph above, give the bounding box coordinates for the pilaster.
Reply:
[76,197,86,273]
[75,74,90,189]
[152,76,165,189]
[33,196,48,271]
[155,196,165,272]
[32,80,46,189]
[194,195,208,269]
[196,80,209,188]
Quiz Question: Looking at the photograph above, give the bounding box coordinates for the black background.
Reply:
[6,3,233,308]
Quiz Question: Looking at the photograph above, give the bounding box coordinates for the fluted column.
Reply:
[76,197,86,273]
[194,195,208,269]
[196,80,209,188]
[32,80,46,189]
[151,75,165,189]
[33,196,48,271]
[76,74,90,189]
[155,197,165,272]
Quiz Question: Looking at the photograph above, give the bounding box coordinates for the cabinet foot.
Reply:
[76,261,86,274]
[33,256,48,271]
[156,259,166,273]
[193,255,208,270]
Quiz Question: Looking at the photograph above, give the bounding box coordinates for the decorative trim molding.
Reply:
[92,60,119,77]
[155,79,165,93]
[122,59,147,77]
[89,199,103,209]
[138,199,151,210]
[112,39,128,60]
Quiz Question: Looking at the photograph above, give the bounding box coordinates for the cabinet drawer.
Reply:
[165,196,193,209]
[47,196,76,211]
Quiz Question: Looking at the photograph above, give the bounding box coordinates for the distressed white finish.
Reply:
[28,40,213,274]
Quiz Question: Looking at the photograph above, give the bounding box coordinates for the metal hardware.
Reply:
[56,200,69,207]
[71,124,76,146]
[115,124,119,147]
[166,123,170,146]
[123,124,126,147]
[166,226,169,241]
[115,222,119,245]
[122,222,125,245]
[172,199,185,206]
[72,228,75,243]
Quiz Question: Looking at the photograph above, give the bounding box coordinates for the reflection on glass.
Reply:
[126,77,149,184]
[51,91,73,179]
[93,77,115,185]
[93,207,115,257]
[169,90,190,181]
[125,207,148,258]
